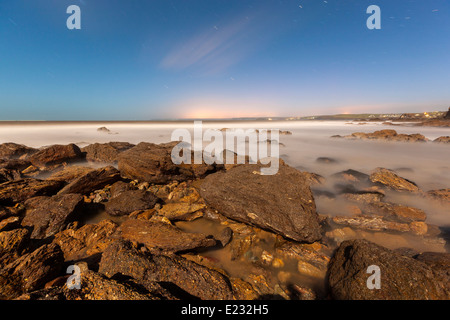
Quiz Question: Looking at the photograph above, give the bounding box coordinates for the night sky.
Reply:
[1,0,449,120]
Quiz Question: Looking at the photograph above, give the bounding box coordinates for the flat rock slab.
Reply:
[199,163,322,243]
[120,219,216,253]
[105,189,158,216]
[0,179,64,205]
[22,193,84,239]
[57,166,121,195]
[327,239,450,300]
[99,240,234,300]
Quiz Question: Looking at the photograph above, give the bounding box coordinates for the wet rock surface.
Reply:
[200,163,322,243]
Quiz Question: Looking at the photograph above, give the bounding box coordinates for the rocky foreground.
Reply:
[0,141,449,300]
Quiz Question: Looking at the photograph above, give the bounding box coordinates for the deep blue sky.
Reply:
[0,0,449,120]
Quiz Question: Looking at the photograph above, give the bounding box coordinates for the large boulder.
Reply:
[28,144,84,168]
[119,219,216,253]
[0,179,64,205]
[117,142,219,184]
[82,142,135,163]
[199,163,322,243]
[21,193,84,239]
[105,189,158,216]
[57,166,121,195]
[0,143,36,159]
[99,240,234,300]
[327,239,450,300]
[0,243,64,299]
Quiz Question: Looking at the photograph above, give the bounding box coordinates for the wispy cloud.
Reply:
[160,14,264,74]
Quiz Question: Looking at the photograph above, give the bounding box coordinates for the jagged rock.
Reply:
[369,168,420,192]
[0,228,31,267]
[425,189,450,204]
[48,166,94,183]
[105,189,158,216]
[0,159,32,171]
[21,193,84,239]
[0,143,36,159]
[52,219,118,262]
[0,216,20,232]
[57,166,121,195]
[117,142,220,184]
[27,144,84,168]
[158,202,205,221]
[0,179,64,205]
[19,269,171,300]
[99,240,234,300]
[415,252,450,277]
[81,142,135,163]
[119,219,216,253]
[327,239,450,300]
[0,168,21,183]
[433,136,450,143]
[109,181,134,198]
[0,243,64,299]
[199,163,322,243]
